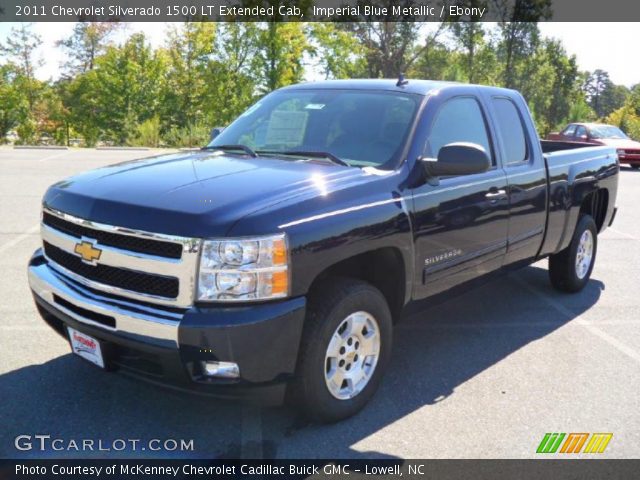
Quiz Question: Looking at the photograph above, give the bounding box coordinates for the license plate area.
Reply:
[68,327,105,369]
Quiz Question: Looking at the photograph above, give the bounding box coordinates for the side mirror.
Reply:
[421,142,490,177]
[210,127,225,141]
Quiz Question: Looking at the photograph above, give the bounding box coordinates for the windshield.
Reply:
[208,89,421,168]
[589,125,629,139]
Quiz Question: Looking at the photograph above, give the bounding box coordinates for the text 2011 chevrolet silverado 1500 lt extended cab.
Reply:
[29,80,619,422]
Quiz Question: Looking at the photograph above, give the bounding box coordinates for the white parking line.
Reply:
[583,325,640,363]
[513,275,640,365]
[609,228,639,241]
[241,406,263,459]
[0,224,39,255]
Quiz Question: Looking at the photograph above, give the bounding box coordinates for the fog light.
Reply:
[201,361,240,378]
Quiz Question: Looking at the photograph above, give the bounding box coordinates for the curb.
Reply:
[13,146,68,150]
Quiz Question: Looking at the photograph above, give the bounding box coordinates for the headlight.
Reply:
[197,234,288,302]
[617,149,626,155]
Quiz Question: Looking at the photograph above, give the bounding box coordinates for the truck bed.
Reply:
[540,139,600,154]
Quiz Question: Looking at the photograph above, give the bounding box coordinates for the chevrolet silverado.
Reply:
[29,80,619,422]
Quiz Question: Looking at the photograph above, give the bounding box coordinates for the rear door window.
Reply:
[491,97,528,165]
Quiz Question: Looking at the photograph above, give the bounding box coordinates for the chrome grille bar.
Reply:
[41,207,200,308]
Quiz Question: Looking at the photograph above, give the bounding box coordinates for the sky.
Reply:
[0,22,638,87]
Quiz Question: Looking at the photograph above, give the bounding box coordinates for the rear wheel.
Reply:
[549,214,597,293]
[630,164,640,170]
[291,278,392,423]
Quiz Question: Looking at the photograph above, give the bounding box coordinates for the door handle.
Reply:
[485,188,507,198]
[485,188,507,201]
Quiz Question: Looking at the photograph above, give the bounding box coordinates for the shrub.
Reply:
[163,123,210,148]
[129,117,162,147]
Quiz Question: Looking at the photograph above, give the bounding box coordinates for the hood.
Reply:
[43,151,366,237]
[597,138,640,149]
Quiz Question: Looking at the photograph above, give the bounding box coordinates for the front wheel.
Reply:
[290,278,392,423]
[630,164,640,170]
[549,214,598,293]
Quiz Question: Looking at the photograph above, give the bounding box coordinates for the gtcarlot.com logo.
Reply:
[15,435,194,452]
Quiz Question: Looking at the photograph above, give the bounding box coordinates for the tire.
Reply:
[631,164,640,170]
[549,214,598,293]
[290,278,392,423]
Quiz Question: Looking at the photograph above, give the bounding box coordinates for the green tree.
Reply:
[254,22,309,92]
[60,71,102,146]
[206,23,261,126]
[583,69,613,118]
[448,1,490,83]
[0,64,28,141]
[493,1,552,88]
[605,106,640,141]
[92,33,166,144]
[598,83,629,119]
[163,22,216,143]
[309,23,367,79]
[0,23,43,110]
[56,22,120,76]
[339,19,429,78]
[532,39,580,133]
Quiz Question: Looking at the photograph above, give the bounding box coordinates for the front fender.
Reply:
[228,172,414,301]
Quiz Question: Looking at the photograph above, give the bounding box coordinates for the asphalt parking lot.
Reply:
[1,146,639,459]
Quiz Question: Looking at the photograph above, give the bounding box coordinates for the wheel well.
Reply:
[308,248,406,321]
[580,188,609,232]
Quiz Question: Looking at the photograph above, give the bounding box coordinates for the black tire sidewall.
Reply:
[297,281,392,422]
[561,215,598,291]
[571,215,598,289]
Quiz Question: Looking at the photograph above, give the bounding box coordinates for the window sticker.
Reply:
[305,103,326,110]
[265,111,308,146]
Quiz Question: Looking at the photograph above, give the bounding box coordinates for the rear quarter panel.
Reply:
[540,146,619,256]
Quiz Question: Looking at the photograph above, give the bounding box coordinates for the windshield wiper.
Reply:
[203,144,257,158]
[257,150,349,167]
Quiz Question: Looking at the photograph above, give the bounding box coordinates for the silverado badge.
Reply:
[74,239,102,265]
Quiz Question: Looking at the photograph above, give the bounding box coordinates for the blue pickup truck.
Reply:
[29,79,619,422]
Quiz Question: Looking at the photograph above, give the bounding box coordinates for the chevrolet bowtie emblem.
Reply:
[74,240,102,264]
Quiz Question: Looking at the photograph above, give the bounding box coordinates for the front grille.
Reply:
[44,241,179,299]
[624,149,640,155]
[43,211,183,259]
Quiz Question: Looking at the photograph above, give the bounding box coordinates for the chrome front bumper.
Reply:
[28,254,181,348]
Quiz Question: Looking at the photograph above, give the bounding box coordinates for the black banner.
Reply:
[1,460,640,480]
[1,0,640,22]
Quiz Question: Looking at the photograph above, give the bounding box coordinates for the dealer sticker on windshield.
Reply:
[68,327,105,368]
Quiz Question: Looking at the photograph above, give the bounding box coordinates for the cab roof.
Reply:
[280,78,519,97]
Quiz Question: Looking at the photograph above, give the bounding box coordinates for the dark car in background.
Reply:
[548,123,640,169]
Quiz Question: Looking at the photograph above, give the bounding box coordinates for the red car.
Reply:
[548,123,640,169]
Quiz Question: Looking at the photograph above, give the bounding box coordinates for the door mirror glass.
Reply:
[422,142,491,177]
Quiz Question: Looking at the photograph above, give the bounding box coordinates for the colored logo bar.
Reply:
[537,433,612,454]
